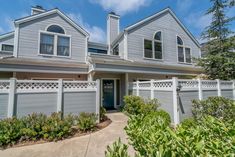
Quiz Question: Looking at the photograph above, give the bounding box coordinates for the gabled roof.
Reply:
[14,9,89,37]
[0,31,14,40]
[118,7,200,47]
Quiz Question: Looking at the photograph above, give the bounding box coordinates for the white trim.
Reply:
[125,8,200,48]
[176,35,192,64]
[123,32,128,59]
[13,25,19,57]
[38,31,72,58]
[31,7,46,15]
[15,9,89,37]
[153,30,164,60]
[0,32,14,40]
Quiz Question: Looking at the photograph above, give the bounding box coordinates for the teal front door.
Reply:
[102,80,115,110]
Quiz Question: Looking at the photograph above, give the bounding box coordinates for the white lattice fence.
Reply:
[0,79,100,120]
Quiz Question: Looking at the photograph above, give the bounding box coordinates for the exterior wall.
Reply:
[0,94,8,119]
[108,15,119,45]
[18,13,87,62]
[0,34,14,50]
[63,91,96,115]
[118,38,124,57]
[127,12,200,65]
[15,72,87,80]
[16,93,57,117]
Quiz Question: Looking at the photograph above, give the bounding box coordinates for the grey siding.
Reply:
[63,91,96,115]
[0,34,14,47]
[127,12,200,65]
[0,94,8,119]
[109,16,119,44]
[118,38,124,58]
[139,90,151,99]
[18,13,86,62]
[16,93,57,117]
[179,91,198,121]
[203,90,218,99]
[154,91,174,122]
[221,90,233,99]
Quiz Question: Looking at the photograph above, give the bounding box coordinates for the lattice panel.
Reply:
[179,80,198,89]
[202,81,217,89]
[0,81,10,91]
[153,81,173,89]
[221,81,233,89]
[16,81,58,91]
[138,82,151,88]
[63,82,96,89]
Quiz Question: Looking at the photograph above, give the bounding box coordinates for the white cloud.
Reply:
[68,13,106,43]
[185,12,212,30]
[0,27,4,34]
[89,0,152,15]
[176,0,193,12]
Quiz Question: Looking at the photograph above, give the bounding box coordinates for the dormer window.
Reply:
[177,36,191,63]
[144,31,163,60]
[113,45,119,55]
[39,25,70,57]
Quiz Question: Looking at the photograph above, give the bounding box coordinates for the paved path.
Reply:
[0,112,134,157]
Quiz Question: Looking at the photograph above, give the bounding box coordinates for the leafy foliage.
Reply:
[123,96,160,115]
[100,106,107,122]
[0,112,97,147]
[78,112,97,131]
[105,138,130,157]
[192,96,235,122]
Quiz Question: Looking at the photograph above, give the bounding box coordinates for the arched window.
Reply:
[47,25,65,34]
[177,36,191,63]
[154,31,162,59]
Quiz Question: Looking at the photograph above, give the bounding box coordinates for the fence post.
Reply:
[96,79,100,123]
[216,79,221,96]
[57,79,63,113]
[172,77,179,125]
[8,78,16,118]
[136,80,139,96]
[150,79,154,99]
[233,80,235,100]
[198,78,203,100]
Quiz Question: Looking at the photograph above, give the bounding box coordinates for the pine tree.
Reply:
[197,0,235,80]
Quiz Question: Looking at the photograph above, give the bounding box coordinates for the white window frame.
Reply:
[143,30,164,61]
[38,30,71,58]
[176,35,192,64]
[1,44,14,52]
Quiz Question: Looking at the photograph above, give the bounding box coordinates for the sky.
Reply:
[0,0,234,43]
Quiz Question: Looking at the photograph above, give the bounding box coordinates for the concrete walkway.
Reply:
[0,112,134,157]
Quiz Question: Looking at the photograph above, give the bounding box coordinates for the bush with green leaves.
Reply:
[100,106,107,122]
[0,112,98,147]
[123,95,160,115]
[78,112,97,131]
[125,111,235,156]
[192,96,235,122]
[105,138,130,157]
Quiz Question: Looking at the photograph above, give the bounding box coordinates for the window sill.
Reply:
[143,57,164,62]
[177,62,193,65]
[38,54,71,59]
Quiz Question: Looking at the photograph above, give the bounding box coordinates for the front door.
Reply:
[102,80,115,110]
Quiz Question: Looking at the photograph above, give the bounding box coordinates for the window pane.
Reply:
[178,46,184,62]
[47,25,65,34]
[2,44,14,52]
[154,41,162,59]
[57,36,70,56]
[113,45,119,55]
[177,36,183,45]
[144,40,153,58]
[154,31,161,41]
[40,34,54,55]
[185,48,191,63]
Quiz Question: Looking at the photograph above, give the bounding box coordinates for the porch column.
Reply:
[88,72,95,81]
[125,73,129,96]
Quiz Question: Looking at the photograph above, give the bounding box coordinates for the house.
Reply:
[0,6,202,110]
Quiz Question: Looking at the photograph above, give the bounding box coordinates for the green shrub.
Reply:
[100,106,107,122]
[123,96,159,115]
[125,113,235,156]
[105,138,130,157]
[192,96,235,122]
[78,112,97,132]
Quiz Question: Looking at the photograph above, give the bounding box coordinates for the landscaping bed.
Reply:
[0,108,111,149]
